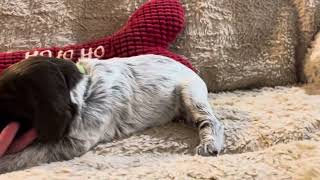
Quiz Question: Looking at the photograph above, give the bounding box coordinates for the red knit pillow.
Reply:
[0,0,195,72]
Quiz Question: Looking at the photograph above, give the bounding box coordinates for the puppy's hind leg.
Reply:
[179,77,224,156]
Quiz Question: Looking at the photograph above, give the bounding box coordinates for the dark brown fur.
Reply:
[0,57,82,142]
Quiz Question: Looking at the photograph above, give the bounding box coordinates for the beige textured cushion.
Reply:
[1,86,320,179]
[0,0,319,91]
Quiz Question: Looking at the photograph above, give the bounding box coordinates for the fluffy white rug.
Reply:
[1,86,320,179]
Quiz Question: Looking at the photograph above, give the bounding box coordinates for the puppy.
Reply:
[0,55,224,173]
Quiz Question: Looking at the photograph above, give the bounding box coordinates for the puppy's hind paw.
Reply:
[195,140,222,157]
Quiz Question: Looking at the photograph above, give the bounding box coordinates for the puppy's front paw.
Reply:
[0,155,14,174]
[0,152,31,174]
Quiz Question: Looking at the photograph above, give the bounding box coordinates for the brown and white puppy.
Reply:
[0,55,224,173]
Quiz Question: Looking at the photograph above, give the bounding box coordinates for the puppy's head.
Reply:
[0,56,82,142]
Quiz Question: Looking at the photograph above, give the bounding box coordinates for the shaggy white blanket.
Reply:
[1,86,320,179]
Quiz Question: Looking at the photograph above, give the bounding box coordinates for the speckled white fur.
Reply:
[0,55,224,173]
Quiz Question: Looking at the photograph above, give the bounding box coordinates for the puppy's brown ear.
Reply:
[28,56,82,89]
[1,58,78,142]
